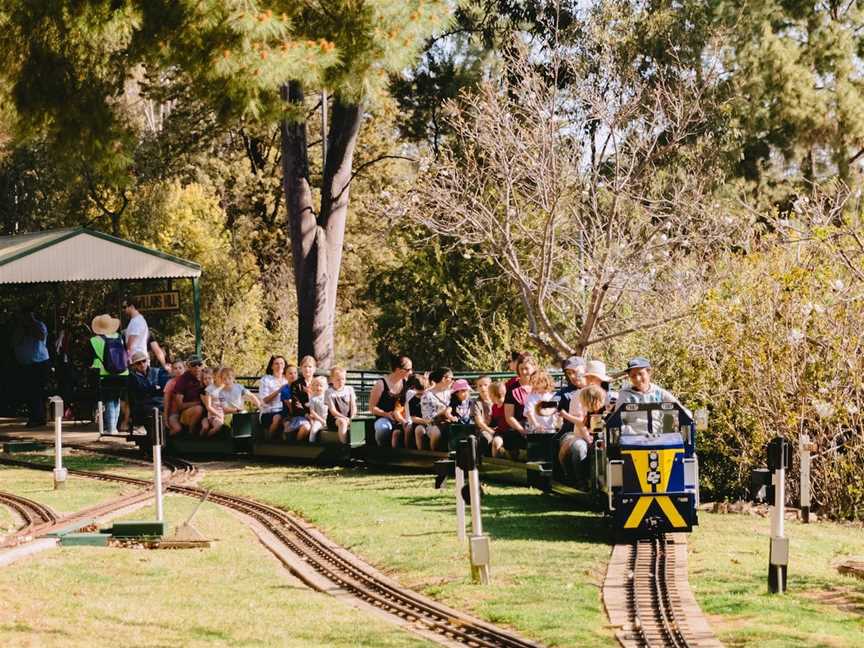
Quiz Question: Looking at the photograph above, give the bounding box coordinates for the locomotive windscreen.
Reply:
[620,409,680,438]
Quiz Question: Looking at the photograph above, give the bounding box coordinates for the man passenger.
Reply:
[170,356,205,435]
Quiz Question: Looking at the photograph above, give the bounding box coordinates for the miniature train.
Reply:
[131,400,701,537]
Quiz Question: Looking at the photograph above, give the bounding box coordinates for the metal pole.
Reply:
[192,276,202,357]
[468,468,483,536]
[96,400,104,436]
[768,436,789,594]
[50,396,67,489]
[799,434,811,523]
[467,464,491,584]
[152,408,164,522]
[455,466,466,541]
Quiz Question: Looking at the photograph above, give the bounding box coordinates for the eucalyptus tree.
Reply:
[0,1,449,367]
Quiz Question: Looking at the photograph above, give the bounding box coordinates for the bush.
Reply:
[629,240,864,518]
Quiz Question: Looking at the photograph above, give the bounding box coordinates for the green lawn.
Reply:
[0,464,137,516]
[0,493,433,647]
[201,463,616,647]
[690,511,864,648]
[6,449,154,481]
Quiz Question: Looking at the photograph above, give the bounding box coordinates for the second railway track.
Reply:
[1,451,539,648]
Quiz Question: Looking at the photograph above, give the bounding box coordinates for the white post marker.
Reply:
[152,408,164,522]
[767,436,789,594]
[467,462,491,585]
[96,400,104,436]
[49,396,67,489]
[799,433,811,524]
[455,465,467,542]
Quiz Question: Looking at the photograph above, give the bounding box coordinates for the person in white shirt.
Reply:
[122,298,149,359]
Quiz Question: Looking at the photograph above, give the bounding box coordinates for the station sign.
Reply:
[134,291,181,313]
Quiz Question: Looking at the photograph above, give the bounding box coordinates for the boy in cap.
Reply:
[615,357,680,408]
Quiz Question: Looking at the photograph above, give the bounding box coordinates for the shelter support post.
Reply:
[192,277,202,357]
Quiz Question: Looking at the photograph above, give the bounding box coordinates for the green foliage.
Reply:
[631,240,864,518]
[364,227,527,371]
[122,181,274,374]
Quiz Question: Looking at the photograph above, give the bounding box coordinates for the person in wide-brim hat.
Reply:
[91,314,121,336]
[584,360,611,383]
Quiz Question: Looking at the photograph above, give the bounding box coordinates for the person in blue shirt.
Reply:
[12,310,49,427]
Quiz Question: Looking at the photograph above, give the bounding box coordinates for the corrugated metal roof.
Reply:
[0,228,201,284]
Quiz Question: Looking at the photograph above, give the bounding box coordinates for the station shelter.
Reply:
[0,227,202,417]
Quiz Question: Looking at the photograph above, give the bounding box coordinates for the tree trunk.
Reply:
[281,82,363,369]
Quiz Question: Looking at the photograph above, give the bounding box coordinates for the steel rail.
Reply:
[627,536,691,648]
[1,452,539,647]
[0,490,58,545]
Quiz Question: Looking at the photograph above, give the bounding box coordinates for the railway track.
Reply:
[0,491,58,546]
[627,536,689,648]
[2,451,539,648]
[604,535,721,648]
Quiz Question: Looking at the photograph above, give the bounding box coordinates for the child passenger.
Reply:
[403,374,429,449]
[307,376,329,443]
[325,367,357,444]
[200,367,224,437]
[559,384,605,482]
[488,381,509,458]
[449,379,473,424]
[218,367,261,424]
[471,376,496,454]
[524,370,559,433]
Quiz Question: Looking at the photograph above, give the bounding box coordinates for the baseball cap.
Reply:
[187,355,204,367]
[627,357,651,371]
[562,355,586,371]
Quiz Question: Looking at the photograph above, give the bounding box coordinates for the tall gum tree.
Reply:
[0,0,450,367]
[279,2,449,367]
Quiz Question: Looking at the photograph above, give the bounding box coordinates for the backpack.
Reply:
[101,334,128,374]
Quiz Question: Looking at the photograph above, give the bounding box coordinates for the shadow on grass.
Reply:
[397,491,612,544]
[1,453,129,472]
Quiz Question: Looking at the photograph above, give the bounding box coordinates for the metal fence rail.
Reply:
[237,369,565,414]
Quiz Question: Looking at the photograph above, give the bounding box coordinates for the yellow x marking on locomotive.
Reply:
[621,448,686,529]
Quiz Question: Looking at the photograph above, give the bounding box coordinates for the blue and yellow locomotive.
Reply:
[597,402,700,536]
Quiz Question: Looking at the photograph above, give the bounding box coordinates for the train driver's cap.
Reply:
[626,356,652,371]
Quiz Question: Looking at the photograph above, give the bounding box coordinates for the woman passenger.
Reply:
[503,353,536,459]
[368,356,412,447]
[420,367,456,451]
[286,355,316,442]
[258,355,288,439]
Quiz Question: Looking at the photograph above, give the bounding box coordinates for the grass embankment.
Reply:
[0,493,434,648]
[202,464,615,647]
[691,511,864,647]
[0,463,136,517]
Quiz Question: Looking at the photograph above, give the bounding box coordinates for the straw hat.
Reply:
[584,360,611,382]
[91,314,121,335]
